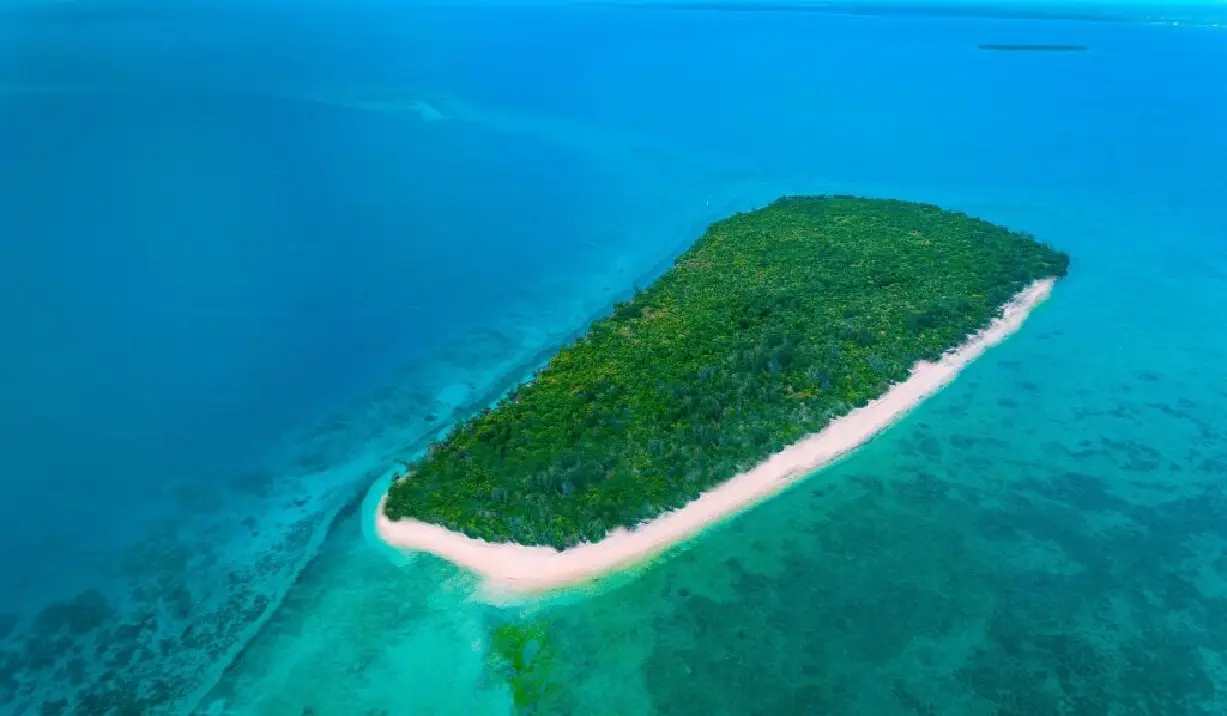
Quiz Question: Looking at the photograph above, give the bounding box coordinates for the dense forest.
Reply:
[384,196,1069,548]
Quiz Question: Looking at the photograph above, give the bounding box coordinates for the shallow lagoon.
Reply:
[1,2,1225,714]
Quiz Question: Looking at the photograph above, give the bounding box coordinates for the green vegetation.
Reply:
[487,620,561,713]
[385,195,1069,548]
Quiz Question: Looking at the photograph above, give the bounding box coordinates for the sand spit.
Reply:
[376,279,1056,596]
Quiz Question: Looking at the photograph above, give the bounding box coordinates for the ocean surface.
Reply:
[2,1,1225,714]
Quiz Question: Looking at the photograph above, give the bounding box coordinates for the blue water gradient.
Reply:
[1,1,1225,714]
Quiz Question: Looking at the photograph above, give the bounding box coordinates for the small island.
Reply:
[378,195,1069,593]
[977,43,1089,52]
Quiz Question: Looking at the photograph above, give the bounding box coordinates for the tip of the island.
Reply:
[375,195,1069,597]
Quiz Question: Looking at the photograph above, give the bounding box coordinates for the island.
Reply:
[977,43,1089,52]
[377,195,1069,594]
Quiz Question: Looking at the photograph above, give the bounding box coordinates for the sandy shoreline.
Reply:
[376,278,1056,596]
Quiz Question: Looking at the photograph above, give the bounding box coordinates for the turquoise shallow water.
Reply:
[208,8,1227,714]
[203,198,1227,715]
[2,2,1226,714]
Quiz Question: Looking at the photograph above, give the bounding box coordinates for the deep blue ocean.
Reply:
[2,1,1226,714]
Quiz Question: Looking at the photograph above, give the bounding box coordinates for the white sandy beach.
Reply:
[376,278,1056,595]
